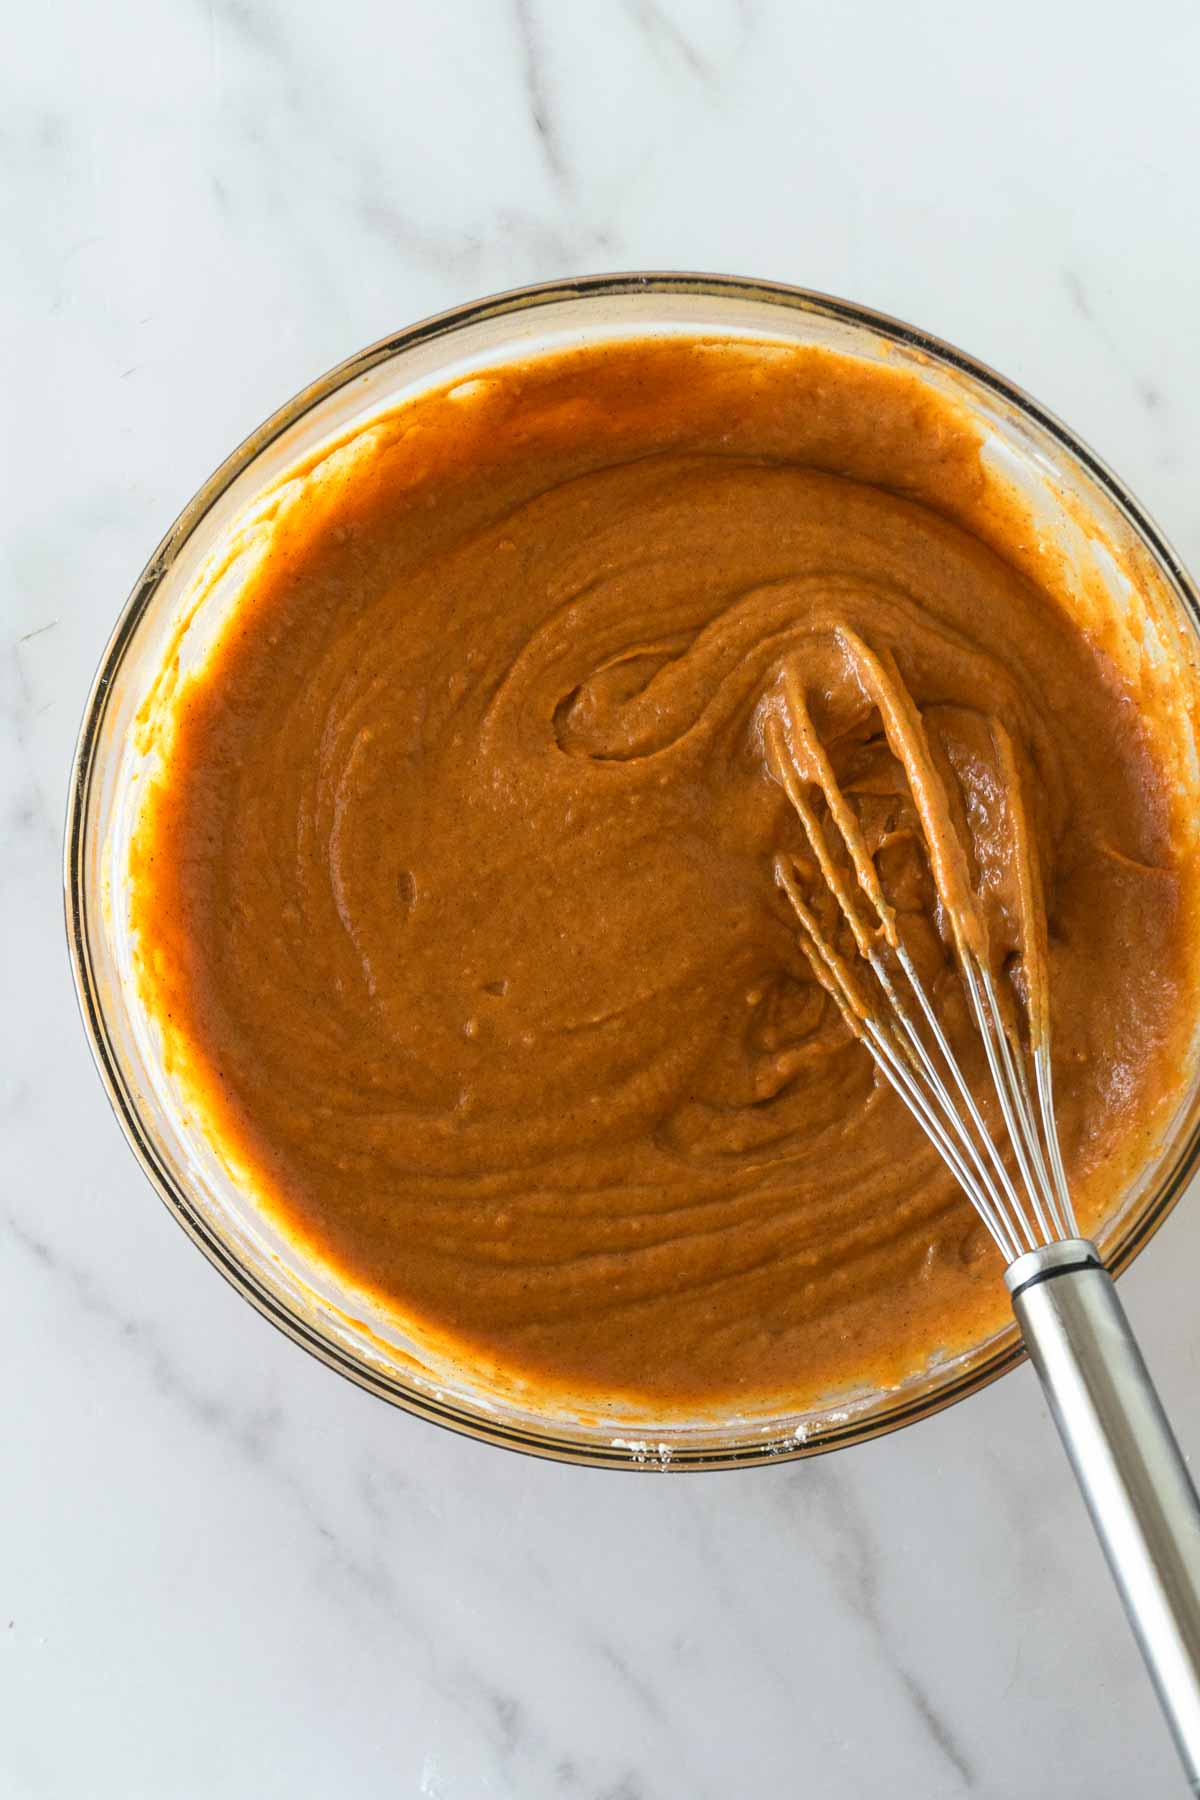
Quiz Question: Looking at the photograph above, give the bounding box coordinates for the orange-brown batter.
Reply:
[131,337,1200,1414]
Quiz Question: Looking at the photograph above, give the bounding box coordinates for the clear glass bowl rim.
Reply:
[64,270,1200,1470]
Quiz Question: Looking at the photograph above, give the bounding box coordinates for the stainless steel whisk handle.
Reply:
[1008,1240,1200,1792]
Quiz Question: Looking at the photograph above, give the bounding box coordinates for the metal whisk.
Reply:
[767,636,1200,1792]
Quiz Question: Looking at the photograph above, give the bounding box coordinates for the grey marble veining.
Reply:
[5,1,1200,1794]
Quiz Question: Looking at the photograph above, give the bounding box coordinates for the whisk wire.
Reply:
[959,955,1049,1252]
[767,678,1073,1261]
[775,844,1037,1260]
[1034,1044,1079,1239]
[774,852,1021,1255]
[891,941,1032,1253]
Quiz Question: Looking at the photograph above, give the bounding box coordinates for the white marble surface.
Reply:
[6,2,1200,1794]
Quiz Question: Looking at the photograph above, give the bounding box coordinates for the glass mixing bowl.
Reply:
[66,273,1200,1469]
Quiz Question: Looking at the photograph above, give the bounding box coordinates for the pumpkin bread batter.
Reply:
[131,337,1200,1415]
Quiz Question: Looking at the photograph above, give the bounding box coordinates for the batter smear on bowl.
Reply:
[130,337,1200,1415]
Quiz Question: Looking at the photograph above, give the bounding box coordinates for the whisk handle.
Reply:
[1008,1239,1200,1792]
